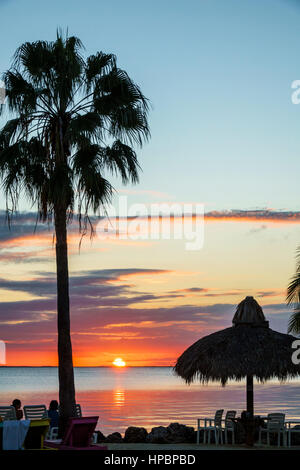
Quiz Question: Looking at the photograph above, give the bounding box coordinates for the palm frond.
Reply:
[3,71,38,113]
[13,40,55,82]
[52,34,84,110]
[288,307,300,334]
[109,104,150,146]
[85,52,116,91]
[287,247,300,304]
[77,168,113,214]
[0,118,23,147]
[66,112,104,144]
[101,140,140,184]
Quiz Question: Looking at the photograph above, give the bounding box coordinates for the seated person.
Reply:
[12,398,23,420]
[48,400,59,428]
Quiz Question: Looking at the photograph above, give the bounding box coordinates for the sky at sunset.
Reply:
[1,0,300,366]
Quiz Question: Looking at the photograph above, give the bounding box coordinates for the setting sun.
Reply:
[113,357,126,367]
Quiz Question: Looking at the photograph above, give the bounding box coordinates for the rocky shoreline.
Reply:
[95,422,300,446]
[96,423,196,444]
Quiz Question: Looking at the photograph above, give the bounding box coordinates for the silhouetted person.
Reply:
[12,398,23,420]
[48,400,59,428]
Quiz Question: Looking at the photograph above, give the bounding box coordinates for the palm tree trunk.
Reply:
[54,203,76,436]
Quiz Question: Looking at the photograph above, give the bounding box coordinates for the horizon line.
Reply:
[0,365,174,368]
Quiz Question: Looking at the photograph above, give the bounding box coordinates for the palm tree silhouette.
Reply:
[0,31,149,432]
[287,248,300,334]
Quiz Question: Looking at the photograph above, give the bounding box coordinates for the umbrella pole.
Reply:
[246,374,254,446]
[246,375,254,416]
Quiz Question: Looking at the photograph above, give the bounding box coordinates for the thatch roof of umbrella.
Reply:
[174,296,300,415]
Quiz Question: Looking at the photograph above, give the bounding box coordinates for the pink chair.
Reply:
[44,416,107,450]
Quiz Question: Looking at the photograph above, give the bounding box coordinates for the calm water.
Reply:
[0,367,299,434]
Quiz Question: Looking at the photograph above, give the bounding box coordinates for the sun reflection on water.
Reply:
[114,388,125,407]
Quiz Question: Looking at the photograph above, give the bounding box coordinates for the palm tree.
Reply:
[287,248,300,334]
[0,32,149,432]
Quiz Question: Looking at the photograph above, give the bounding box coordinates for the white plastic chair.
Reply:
[286,422,300,447]
[0,406,17,420]
[197,409,224,445]
[258,413,287,447]
[47,426,59,439]
[23,404,48,420]
[223,410,236,444]
[75,403,82,417]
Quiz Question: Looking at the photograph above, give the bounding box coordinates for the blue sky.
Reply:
[1,0,300,211]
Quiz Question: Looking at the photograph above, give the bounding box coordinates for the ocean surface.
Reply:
[0,367,300,434]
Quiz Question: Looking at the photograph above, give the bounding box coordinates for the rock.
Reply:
[146,426,171,444]
[146,423,197,444]
[95,430,106,443]
[104,432,123,443]
[167,423,195,443]
[124,426,148,443]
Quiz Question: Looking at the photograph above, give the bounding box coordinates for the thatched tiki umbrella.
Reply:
[174,296,300,418]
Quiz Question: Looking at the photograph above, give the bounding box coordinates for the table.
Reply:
[24,419,50,449]
[0,419,50,450]
[0,420,30,450]
[230,416,265,446]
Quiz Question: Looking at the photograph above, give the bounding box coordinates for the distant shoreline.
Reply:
[0,365,172,368]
